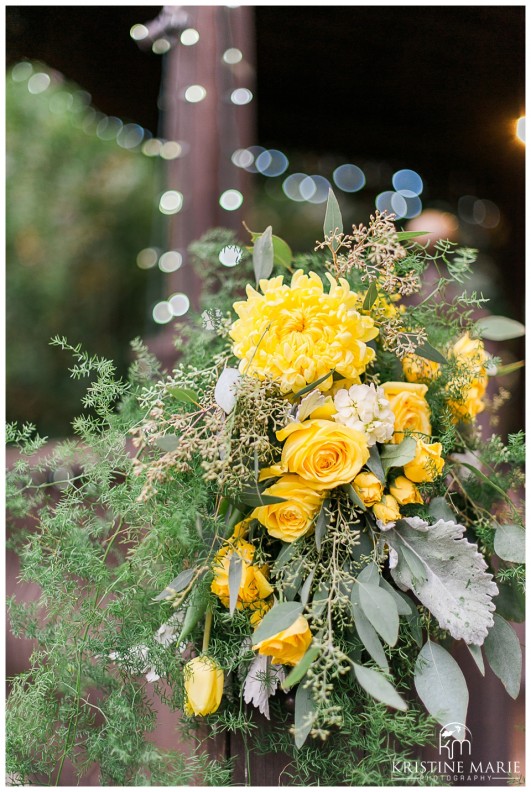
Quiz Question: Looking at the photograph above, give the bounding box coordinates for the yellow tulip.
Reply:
[403,439,445,483]
[252,614,312,666]
[184,655,224,716]
[352,471,384,507]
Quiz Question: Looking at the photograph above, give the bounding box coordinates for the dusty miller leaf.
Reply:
[386,517,498,645]
[243,654,285,719]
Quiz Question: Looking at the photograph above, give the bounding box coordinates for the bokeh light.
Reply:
[28,72,51,94]
[231,148,255,168]
[282,173,307,202]
[184,85,207,103]
[130,23,149,41]
[180,28,200,46]
[152,38,171,55]
[137,248,159,269]
[152,301,173,324]
[219,245,243,267]
[516,116,525,143]
[230,88,253,105]
[159,190,184,214]
[117,124,144,149]
[159,251,183,272]
[392,168,423,195]
[169,293,190,316]
[219,189,243,211]
[160,141,183,159]
[223,48,243,64]
[255,149,289,177]
[333,163,366,192]
[142,138,162,156]
[12,62,33,82]
[96,116,123,141]
[49,92,74,114]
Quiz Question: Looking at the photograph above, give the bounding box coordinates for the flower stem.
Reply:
[202,607,213,654]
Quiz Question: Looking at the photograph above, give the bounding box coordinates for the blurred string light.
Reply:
[152,38,171,55]
[223,48,242,64]
[230,88,253,105]
[137,248,159,270]
[184,84,207,103]
[152,293,190,323]
[159,250,183,272]
[392,168,423,195]
[130,23,149,41]
[28,72,51,94]
[333,163,365,192]
[180,28,200,46]
[458,195,500,228]
[219,189,244,211]
[516,116,525,144]
[159,190,184,215]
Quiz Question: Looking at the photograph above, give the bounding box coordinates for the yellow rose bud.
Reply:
[352,471,384,507]
[382,382,432,444]
[402,354,441,383]
[447,333,489,422]
[276,419,369,490]
[252,474,323,543]
[403,439,445,483]
[252,614,312,666]
[211,537,274,611]
[184,655,224,716]
[389,475,423,505]
[372,494,401,523]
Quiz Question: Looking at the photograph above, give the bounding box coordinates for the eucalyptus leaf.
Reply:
[484,614,522,699]
[414,641,468,727]
[153,568,196,602]
[493,580,525,623]
[167,386,200,405]
[345,484,367,512]
[273,541,299,572]
[323,188,343,246]
[358,582,399,646]
[228,553,243,616]
[378,576,412,615]
[294,680,315,748]
[352,663,407,711]
[476,315,525,341]
[357,561,380,586]
[252,601,304,646]
[428,496,456,523]
[466,643,485,676]
[283,559,305,601]
[293,369,335,398]
[395,230,428,241]
[493,523,525,564]
[238,486,287,508]
[386,516,498,645]
[314,500,330,553]
[283,645,320,690]
[155,434,180,452]
[351,602,389,672]
[379,436,417,475]
[414,342,447,365]
[310,581,329,619]
[362,281,379,311]
[299,569,315,607]
[366,444,385,483]
[248,228,293,269]
[253,225,274,284]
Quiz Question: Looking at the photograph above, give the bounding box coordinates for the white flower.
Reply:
[333,383,395,446]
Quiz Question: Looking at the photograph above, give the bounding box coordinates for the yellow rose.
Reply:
[389,475,423,505]
[353,471,384,507]
[252,474,324,543]
[372,494,401,523]
[447,333,489,422]
[230,270,378,394]
[184,655,224,716]
[252,614,312,666]
[402,354,441,383]
[382,382,432,443]
[211,536,274,612]
[403,439,445,483]
[276,419,369,490]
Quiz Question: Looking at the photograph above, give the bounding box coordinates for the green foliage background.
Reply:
[6,63,159,437]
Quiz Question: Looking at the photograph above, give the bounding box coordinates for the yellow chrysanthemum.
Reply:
[230,270,379,394]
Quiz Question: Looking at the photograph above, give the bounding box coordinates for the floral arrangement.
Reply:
[7,194,525,785]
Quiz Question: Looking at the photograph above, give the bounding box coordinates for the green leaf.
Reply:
[352,663,407,711]
[252,601,304,645]
[283,559,305,601]
[428,496,456,523]
[293,369,335,398]
[414,641,468,727]
[379,436,417,475]
[153,568,196,601]
[228,553,243,616]
[494,524,525,563]
[273,541,299,572]
[414,342,447,365]
[253,225,274,284]
[358,582,399,646]
[357,561,380,586]
[237,484,287,508]
[247,228,293,269]
[167,386,200,405]
[283,645,320,690]
[378,576,413,615]
[366,444,385,483]
[484,614,522,699]
[299,568,315,607]
[457,461,515,506]
[396,230,429,241]
[476,315,525,341]
[177,588,209,644]
[155,434,180,452]
[345,484,366,512]
[493,580,525,623]
[362,281,378,311]
[466,643,485,676]
[314,500,330,553]
[351,601,389,672]
[323,188,343,247]
[294,680,315,748]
